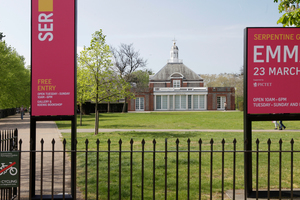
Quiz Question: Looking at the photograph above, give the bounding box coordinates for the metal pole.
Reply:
[71,117,77,199]
[244,116,252,198]
[29,118,36,199]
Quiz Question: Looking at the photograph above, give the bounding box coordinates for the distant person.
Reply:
[20,106,24,120]
[272,121,279,130]
[29,107,31,116]
[279,121,286,130]
[224,102,227,111]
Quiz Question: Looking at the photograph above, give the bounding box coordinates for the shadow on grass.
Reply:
[109,131,202,138]
[78,114,120,119]
[99,124,147,129]
[56,122,92,129]
[99,114,121,118]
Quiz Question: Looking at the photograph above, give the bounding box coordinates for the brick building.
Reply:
[127,41,235,111]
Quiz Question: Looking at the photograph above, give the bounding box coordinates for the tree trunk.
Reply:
[122,97,127,113]
[107,101,110,113]
[95,101,99,135]
[80,103,82,126]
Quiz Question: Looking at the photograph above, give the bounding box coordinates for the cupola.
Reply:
[168,40,182,63]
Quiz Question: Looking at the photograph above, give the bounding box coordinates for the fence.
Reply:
[74,138,300,200]
[0,109,17,119]
[0,129,18,200]
[2,134,300,199]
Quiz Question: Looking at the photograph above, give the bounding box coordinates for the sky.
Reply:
[0,0,283,74]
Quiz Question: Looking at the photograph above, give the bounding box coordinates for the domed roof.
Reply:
[150,63,202,81]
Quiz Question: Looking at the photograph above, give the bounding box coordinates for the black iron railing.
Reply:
[0,129,18,200]
[0,109,17,119]
[3,136,300,199]
[0,129,18,152]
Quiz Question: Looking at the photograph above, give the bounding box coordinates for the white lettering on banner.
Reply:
[254,67,265,75]
[269,67,300,75]
[278,98,287,101]
[253,67,300,76]
[254,45,299,63]
[254,46,264,63]
[257,82,272,86]
[265,98,275,102]
[284,45,298,62]
[253,98,264,102]
[59,92,70,95]
[266,46,280,62]
[38,13,54,41]
[48,103,62,106]
[253,103,271,107]
[274,103,289,107]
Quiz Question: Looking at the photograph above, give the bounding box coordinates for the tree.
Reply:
[200,74,218,87]
[274,0,300,26]
[0,41,30,109]
[130,70,150,92]
[200,72,243,110]
[201,73,241,87]
[77,66,90,126]
[0,32,5,41]
[78,30,127,135]
[110,43,147,112]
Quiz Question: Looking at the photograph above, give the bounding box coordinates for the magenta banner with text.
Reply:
[246,27,300,114]
[31,0,75,116]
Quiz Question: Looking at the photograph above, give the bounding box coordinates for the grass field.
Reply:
[56,111,300,130]
[59,111,300,199]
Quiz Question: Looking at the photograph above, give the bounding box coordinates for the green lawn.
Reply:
[56,111,300,130]
[59,112,300,199]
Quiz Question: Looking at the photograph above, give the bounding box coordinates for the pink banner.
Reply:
[31,0,75,116]
[247,28,300,114]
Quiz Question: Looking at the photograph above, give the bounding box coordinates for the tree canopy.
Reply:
[110,43,147,112]
[200,72,243,109]
[130,70,150,92]
[77,29,130,134]
[111,43,147,81]
[0,41,30,109]
[274,0,300,26]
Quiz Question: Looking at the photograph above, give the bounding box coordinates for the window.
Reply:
[193,95,198,109]
[140,98,144,110]
[156,96,161,109]
[169,96,173,110]
[193,95,205,110]
[135,97,144,111]
[173,80,180,88]
[175,95,180,109]
[175,95,186,110]
[162,96,168,109]
[156,95,168,110]
[181,95,186,109]
[217,96,226,110]
[136,98,139,110]
[199,95,205,109]
[188,95,192,109]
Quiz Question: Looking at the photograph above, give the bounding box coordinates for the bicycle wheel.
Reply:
[10,167,18,176]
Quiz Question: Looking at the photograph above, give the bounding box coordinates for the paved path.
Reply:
[60,128,298,133]
[0,114,82,199]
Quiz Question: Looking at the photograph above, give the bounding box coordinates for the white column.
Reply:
[186,95,188,110]
[167,95,170,110]
[154,95,156,111]
[173,95,175,110]
[205,94,207,110]
[191,95,194,110]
